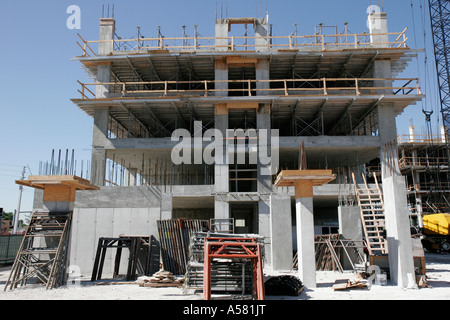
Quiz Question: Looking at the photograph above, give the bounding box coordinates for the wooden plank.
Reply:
[139,282,182,288]
[226,102,259,110]
[42,185,75,202]
[16,175,99,191]
[332,279,349,291]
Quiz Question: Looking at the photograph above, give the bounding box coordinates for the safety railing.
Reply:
[76,28,409,57]
[399,156,449,168]
[76,77,421,99]
[397,134,447,144]
[406,181,450,192]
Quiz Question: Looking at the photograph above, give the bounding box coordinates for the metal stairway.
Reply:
[4,211,72,290]
[352,172,388,256]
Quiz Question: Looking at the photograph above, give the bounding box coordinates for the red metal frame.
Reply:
[203,237,265,300]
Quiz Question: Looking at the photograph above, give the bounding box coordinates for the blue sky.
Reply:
[0,0,440,216]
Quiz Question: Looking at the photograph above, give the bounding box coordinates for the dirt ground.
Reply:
[0,253,449,301]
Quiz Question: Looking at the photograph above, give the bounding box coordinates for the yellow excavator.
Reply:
[420,213,450,253]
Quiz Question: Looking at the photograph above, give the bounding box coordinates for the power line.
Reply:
[0,173,21,178]
[0,163,24,168]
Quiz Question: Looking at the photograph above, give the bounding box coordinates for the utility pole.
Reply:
[13,166,26,234]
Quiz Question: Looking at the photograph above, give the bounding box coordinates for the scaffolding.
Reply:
[398,130,450,217]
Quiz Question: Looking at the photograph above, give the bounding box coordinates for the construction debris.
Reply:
[332,279,369,291]
[292,234,366,273]
[136,270,184,287]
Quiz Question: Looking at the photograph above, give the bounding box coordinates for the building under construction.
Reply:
[23,8,429,291]
[398,125,450,226]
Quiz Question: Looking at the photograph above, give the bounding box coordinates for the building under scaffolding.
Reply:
[398,125,450,226]
[29,7,426,289]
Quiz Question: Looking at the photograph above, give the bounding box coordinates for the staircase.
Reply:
[352,172,388,256]
[4,211,72,290]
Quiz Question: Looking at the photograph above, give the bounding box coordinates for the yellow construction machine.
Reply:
[420,213,450,253]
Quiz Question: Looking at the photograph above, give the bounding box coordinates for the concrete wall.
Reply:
[69,186,164,276]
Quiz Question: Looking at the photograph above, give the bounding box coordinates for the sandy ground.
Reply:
[0,253,449,301]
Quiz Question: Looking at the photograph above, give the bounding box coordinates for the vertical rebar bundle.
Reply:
[39,149,90,180]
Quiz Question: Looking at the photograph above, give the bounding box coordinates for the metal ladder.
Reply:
[4,211,72,290]
[352,172,388,256]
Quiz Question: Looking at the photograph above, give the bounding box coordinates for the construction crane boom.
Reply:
[428,0,450,137]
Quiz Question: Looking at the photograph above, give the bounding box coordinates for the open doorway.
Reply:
[230,202,258,234]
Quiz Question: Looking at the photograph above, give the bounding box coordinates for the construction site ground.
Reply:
[0,253,448,300]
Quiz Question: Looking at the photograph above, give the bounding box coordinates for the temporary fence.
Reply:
[0,235,23,264]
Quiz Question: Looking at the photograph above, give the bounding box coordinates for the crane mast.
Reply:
[428,0,450,138]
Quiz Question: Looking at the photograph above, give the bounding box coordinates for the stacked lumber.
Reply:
[315,234,343,272]
[136,270,184,288]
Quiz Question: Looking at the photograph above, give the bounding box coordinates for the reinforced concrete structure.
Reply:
[64,9,424,288]
[398,125,450,226]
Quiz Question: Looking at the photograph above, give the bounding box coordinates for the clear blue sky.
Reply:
[0,0,440,216]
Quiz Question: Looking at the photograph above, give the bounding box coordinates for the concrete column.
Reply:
[255,18,270,52]
[377,102,417,288]
[257,104,271,192]
[161,193,173,220]
[409,125,416,143]
[378,103,397,179]
[96,19,114,97]
[215,59,228,97]
[96,66,112,98]
[416,195,424,229]
[91,108,109,186]
[91,18,115,187]
[215,19,229,51]
[214,199,229,221]
[259,198,271,266]
[383,175,418,289]
[98,18,115,55]
[368,12,389,48]
[214,105,229,220]
[378,104,417,287]
[270,195,293,270]
[296,194,316,288]
[256,59,270,96]
[257,103,272,264]
[214,57,229,222]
